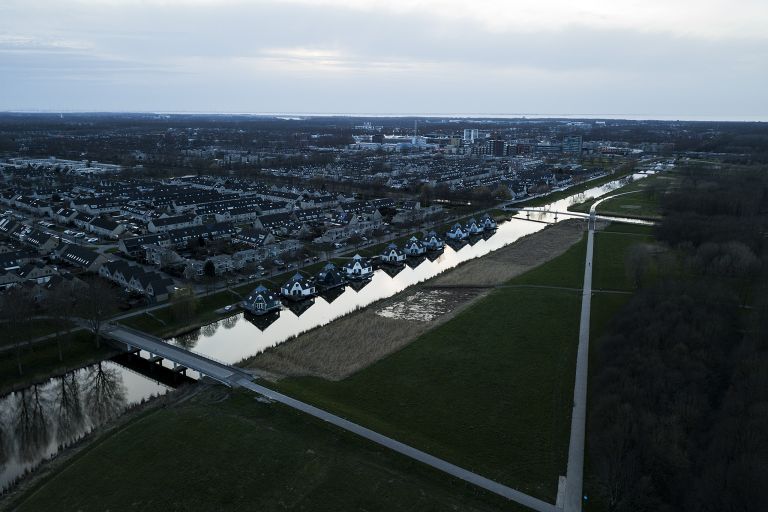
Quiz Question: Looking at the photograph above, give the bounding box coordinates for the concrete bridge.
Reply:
[102,323,251,387]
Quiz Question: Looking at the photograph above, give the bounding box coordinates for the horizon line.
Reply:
[1,110,765,123]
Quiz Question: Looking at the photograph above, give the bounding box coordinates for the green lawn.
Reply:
[0,319,73,348]
[512,236,588,289]
[12,388,520,512]
[268,237,591,502]
[592,226,654,291]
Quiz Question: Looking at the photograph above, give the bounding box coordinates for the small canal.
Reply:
[167,172,654,364]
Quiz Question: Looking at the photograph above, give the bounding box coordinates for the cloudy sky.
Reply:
[1,0,767,119]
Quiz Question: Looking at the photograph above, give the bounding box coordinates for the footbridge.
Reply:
[506,207,653,226]
[102,323,251,387]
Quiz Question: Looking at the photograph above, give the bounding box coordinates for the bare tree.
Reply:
[48,285,77,361]
[1,289,35,375]
[76,280,119,349]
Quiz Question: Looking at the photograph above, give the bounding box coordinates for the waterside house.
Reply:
[380,243,407,265]
[241,284,282,315]
[281,272,316,300]
[343,254,373,280]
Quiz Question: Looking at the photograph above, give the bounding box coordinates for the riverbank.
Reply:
[7,386,515,512]
[245,219,585,380]
[0,383,200,511]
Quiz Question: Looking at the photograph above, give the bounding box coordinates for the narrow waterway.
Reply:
[168,172,654,364]
[0,360,171,493]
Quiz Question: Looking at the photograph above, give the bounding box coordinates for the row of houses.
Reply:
[242,256,374,314]
[98,260,176,302]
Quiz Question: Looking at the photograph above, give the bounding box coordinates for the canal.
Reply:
[167,172,653,364]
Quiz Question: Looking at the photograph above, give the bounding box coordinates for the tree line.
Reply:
[588,165,768,511]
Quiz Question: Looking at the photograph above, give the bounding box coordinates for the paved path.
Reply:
[238,379,559,512]
[563,191,642,512]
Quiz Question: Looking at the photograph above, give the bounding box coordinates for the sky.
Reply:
[1,0,767,120]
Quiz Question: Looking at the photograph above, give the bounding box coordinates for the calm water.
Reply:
[0,361,170,493]
[169,173,652,364]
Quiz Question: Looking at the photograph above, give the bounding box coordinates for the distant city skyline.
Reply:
[2,0,767,120]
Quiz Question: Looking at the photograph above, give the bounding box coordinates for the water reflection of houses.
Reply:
[348,278,372,293]
[380,263,406,278]
[242,310,280,331]
[285,296,315,316]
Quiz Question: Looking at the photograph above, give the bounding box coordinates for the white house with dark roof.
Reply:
[446,223,468,241]
[380,243,407,264]
[88,216,126,239]
[481,213,497,231]
[281,272,316,300]
[58,244,107,272]
[404,236,427,256]
[343,254,373,280]
[241,284,282,315]
[466,218,484,235]
[147,213,201,233]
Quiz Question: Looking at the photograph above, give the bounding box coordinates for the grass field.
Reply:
[6,220,653,511]
[266,238,593,502]
[10,388,521,512]
[592,225,654,291]
[260,223,654,503]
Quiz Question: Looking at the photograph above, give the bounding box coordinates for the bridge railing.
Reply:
[106,322,250,375]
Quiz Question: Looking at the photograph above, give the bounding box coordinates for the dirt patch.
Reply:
[245,220,585,381]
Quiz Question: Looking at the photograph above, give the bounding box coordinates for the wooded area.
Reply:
[589,165,768,510]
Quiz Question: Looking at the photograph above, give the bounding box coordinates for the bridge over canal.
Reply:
[102,323,251,387]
